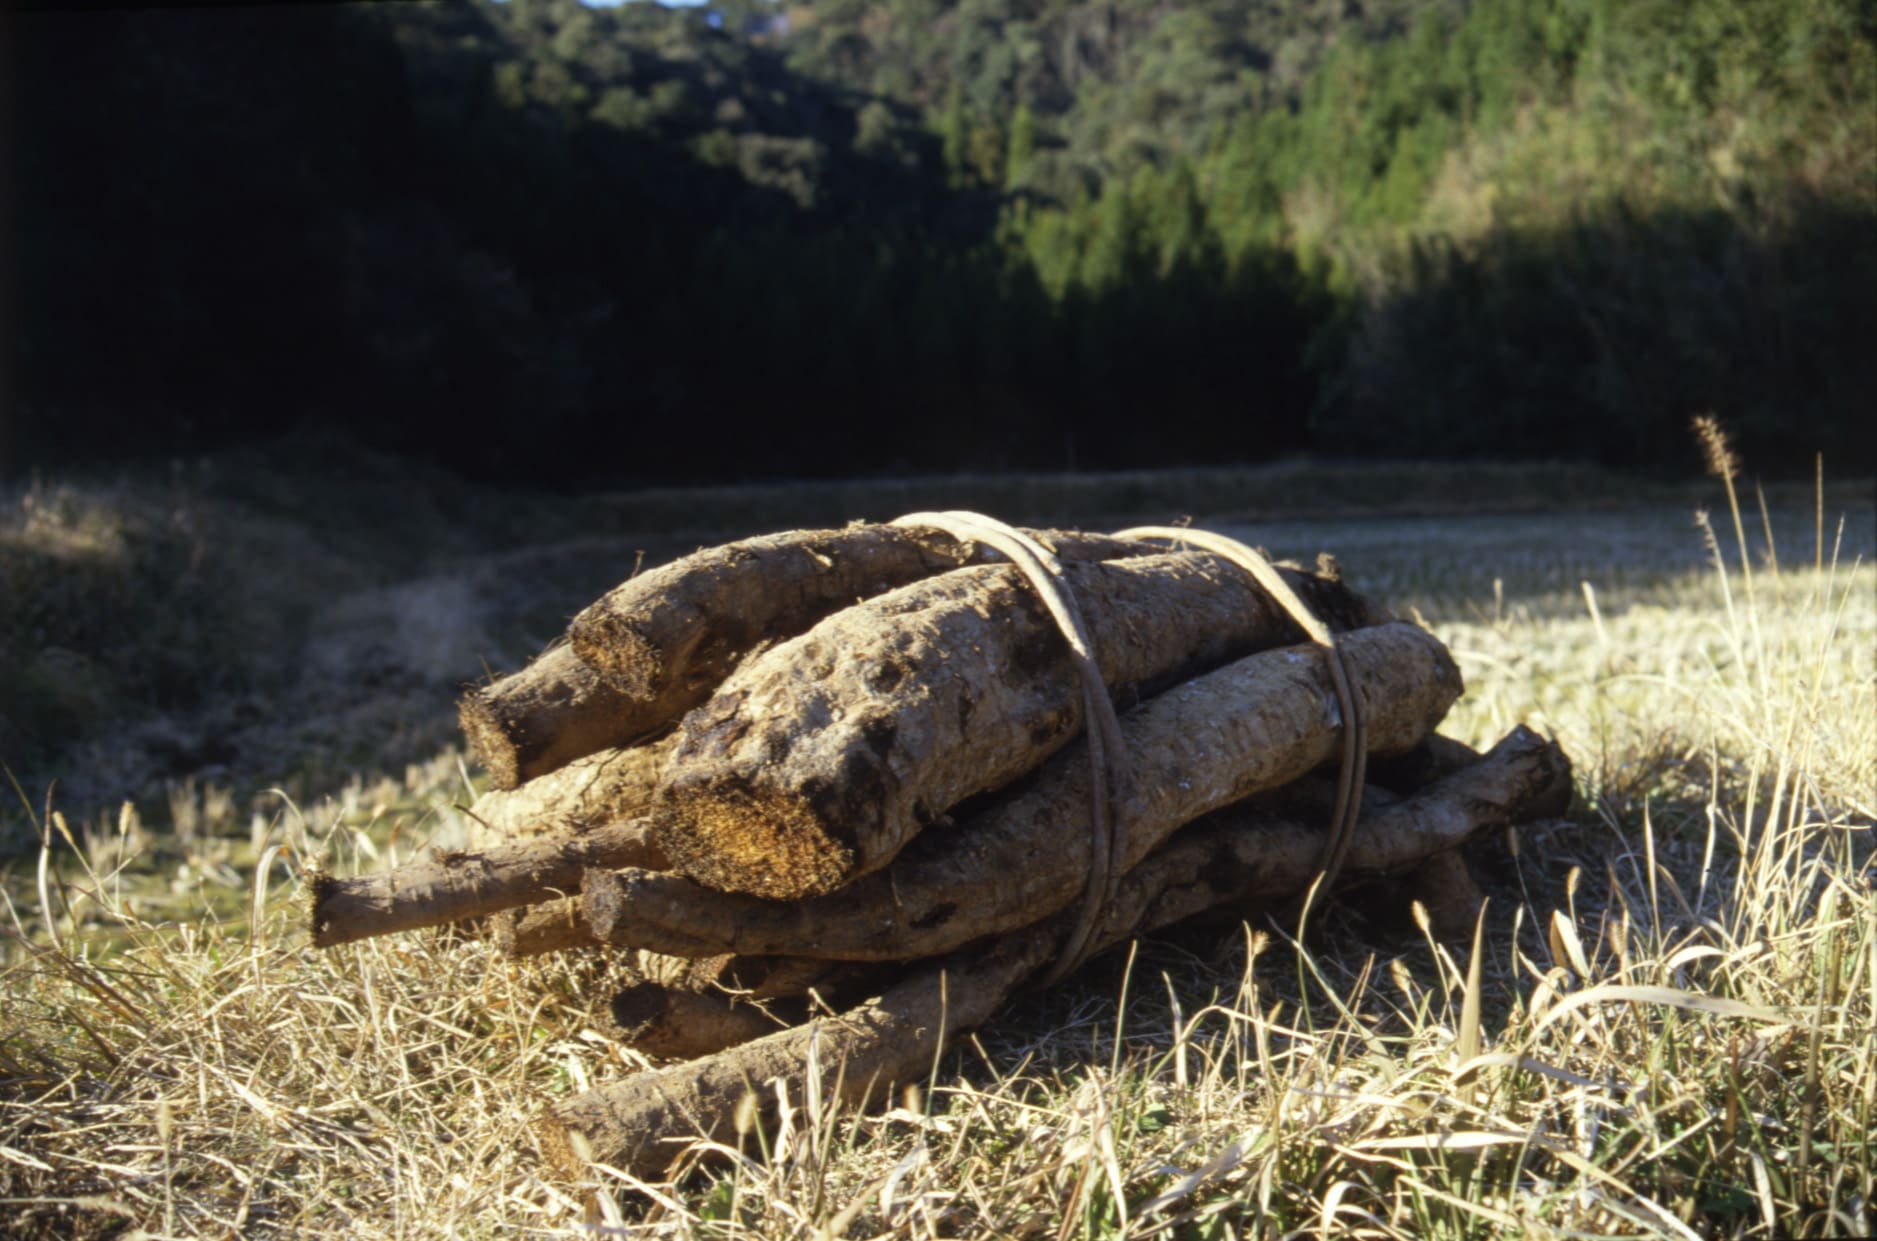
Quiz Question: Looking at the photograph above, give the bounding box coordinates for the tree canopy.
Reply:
[8,0,1872,480]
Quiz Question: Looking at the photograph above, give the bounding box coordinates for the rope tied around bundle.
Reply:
[891,512,1368,982]
[890,512,1132,984]
[1115,526,1369,936]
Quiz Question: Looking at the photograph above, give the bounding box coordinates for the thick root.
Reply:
[546,725,1569,1179]
[586,622,1462,961]
[654,553,1386,899]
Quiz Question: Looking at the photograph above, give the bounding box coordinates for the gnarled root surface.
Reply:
[543,725,1569,1179]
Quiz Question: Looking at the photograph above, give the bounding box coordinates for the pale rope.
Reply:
[1113,527,1368,934]
[891,512,1133,983]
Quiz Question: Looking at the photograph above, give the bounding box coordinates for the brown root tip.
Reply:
[494,900,597,957]
[457,690,522,790]
[568,610,662,700]
[534,1109,589,1181]
[581,868,629,942]
[306,869,346,949]
[611,984,804,1060]
[1526,731,1576,818]
[653,795,856,900]
[1407,849,1486,941]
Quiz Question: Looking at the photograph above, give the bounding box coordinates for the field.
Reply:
[2,440,1872,1238]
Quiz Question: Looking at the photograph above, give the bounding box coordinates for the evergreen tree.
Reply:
[939,82,969,187]
[11,0,1871,480]
[1004,103,1036,188]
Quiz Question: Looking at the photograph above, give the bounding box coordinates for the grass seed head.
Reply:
[1693,413,1740,482]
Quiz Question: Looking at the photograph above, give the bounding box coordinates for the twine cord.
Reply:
[1114,527,1368,934]
[892,512,1133,984]
[889,514,1366,983]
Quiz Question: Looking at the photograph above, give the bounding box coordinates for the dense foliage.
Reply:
[8,0,1873,481]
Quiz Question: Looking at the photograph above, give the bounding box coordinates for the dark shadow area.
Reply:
[4,2,1318,484]
[11,2,1866,486]
[1319,201,1877,473]
[14,2,1861,488]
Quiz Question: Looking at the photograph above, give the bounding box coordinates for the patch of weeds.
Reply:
[0,493,265,862]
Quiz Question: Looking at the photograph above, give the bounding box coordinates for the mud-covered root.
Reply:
[310,816,662,949]
[1365,732,1483,794]
[492,898,598,957]
[584,621,1464,963]
[463,741,671,849]
[538,934,1053,1180]
[603,974,891,1061]
[652,554,1390,900]
[1088,724,1572,943]
[630,950,885,1003]
[543,725,1569,1181]
[567,523,1148,702]
[459,646,671,791]
[609,984,797,1061]
[1397,847,1490,940]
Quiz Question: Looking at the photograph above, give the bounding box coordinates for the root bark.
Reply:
[459,646,668,790]
[586,621,1462,961]
[544,726,1568,1177]
[653,553,1386,898]
[464,741,669,848]
[568,524,1146,700]
[310,817,660,948]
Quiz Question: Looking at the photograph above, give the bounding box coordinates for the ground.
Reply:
[1,436,1871,1238]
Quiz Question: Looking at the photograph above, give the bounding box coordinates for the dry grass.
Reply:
[2,453,1871,1238]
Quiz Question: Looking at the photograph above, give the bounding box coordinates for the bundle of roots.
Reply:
[307,517,1573,1178]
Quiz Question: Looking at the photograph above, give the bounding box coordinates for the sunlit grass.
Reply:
[2,459,1871,1237]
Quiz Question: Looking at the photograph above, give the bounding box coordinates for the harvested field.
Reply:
[1,448,1871,1239]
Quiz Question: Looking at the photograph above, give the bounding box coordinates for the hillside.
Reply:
[8,0,1873,481]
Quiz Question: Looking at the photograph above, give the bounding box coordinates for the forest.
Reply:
[7,0,1873,482]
